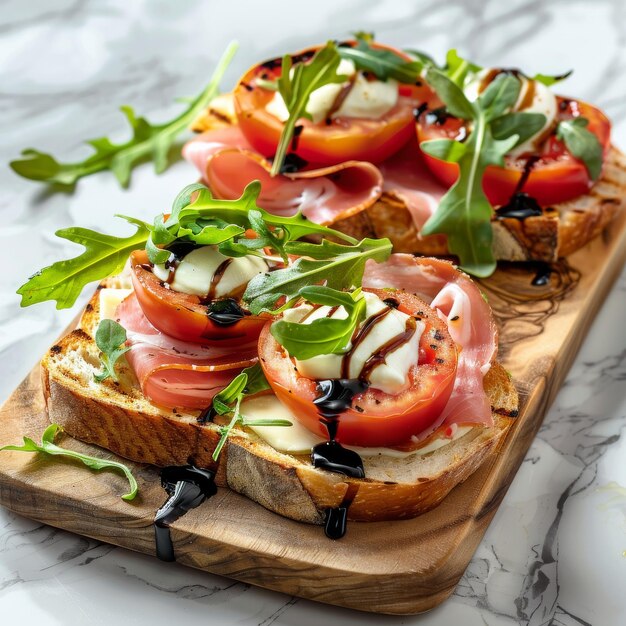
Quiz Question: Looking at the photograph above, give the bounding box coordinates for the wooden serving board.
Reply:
[1,207,625,616]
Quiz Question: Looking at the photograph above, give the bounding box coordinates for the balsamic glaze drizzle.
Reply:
[531,262,552,287]
[311,379,368,539]
[496,192,543,219]
[497,156,542,220]
[154,466,217,562]
[205,298,247,326]
[279,152,309,174]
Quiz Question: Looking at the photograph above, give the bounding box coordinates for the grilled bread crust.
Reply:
[42,279,518,524]
[191,96,625,262]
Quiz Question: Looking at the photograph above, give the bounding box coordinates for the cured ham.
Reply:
[184,127,443,232]
[116,294,257,410]
[363,254,498,439]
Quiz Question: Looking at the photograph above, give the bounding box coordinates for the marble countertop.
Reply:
[1,1,625,624]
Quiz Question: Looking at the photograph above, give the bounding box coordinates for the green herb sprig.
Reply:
[337,37,422,83]
[420,67,548,276]
[271,42,348,176]
[148,181,357,265]
[17,217,151,309]
[243,237,392,314]
[1,424,138,500]
[10,42,238,189]
[270,286,366,360]
[16,181,361,311]
[556,117,603,180]
[94,319,130,383]
[210,364,291,461]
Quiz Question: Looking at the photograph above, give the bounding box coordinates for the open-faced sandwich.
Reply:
[186,36,625,276]
[17,182,517,541]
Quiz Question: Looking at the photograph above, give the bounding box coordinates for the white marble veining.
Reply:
[1,1,625,624]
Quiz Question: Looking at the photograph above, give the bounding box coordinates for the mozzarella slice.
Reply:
[155,246,267,299]
[99,288,133,321]
[265,59,397,124]
[283,291,423,395]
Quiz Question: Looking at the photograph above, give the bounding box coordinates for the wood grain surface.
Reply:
[1,206,625,615]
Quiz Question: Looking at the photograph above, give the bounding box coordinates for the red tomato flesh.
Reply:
[129,250,268,346]
[416,95,611,206]
[234,43,433,166]
[258,288,458,447]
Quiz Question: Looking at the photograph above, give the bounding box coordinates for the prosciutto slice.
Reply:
[378,138,446,231]
[363,254,498,439]
[183,128,383,224]
[116,294,257,410]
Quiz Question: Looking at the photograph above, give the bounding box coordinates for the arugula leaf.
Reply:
[444,49,482,86]
[1,424,138,500]
[421,69,522,277]
[337,38,422,83]
[210,365,290,461]
[10,42,238,189]
[418,138,467,163]
[556,117,603,180]
[491,112,548,148]
[271,42,348,176]
[94,319,130,383]
[404,48,440,70]
[243,237,392,314]
[270,287,366,360]
[17,217,150,309]
[533,70,572,86]
[424,68,474,119]
[150,181,357,262]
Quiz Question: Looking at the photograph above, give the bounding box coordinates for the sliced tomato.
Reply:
[258,289,458,447]
[129,250,268,346]
[234,42,433,166]
[416,95,611,206]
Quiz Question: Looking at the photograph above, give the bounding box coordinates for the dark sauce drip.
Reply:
[340,307,393,379]
[311,378,368,538]
[204,298,247,327]
[324,483,359,540]
[240,82,253,92]
[154,466,217,562]
[207,258,233,301]
[497,156,542,220]
[497,193,543,219]
[382,297,399,309]
[531,262,552,287]
[359,317,417,382]
[279,153,309,174]
[425,106,449,125]
[197,406,217,424]
[291,124,304,152]
[516,155,540,193]
[313,378,369,423]
[413,102,428,121]
[312,441,365,479]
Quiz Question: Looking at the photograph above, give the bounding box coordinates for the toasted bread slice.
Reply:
[41,279,518,524]
[191,96,625,262]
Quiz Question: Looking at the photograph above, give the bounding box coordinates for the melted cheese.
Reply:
[242,394,473,457]
[281,291,423,395]
[153,246,267,298]
[99,288,133,321]
[464,69,557,157]
[265,59,398,124]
